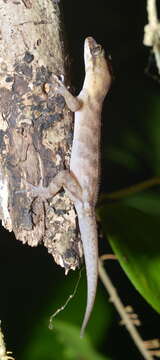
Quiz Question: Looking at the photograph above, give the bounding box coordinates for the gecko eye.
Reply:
[91,45,102,56]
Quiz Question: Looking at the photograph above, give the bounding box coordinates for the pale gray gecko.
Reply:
[24,37,111,336]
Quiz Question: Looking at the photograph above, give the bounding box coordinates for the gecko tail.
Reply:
[77,212,98,338]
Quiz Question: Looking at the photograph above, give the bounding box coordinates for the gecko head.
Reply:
[84,37,106,70]
[84,37,112,98]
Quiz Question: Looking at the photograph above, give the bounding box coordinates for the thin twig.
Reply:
[49,270,82,329]
[101,176,160,201]
[98,260,154,360]
[100,254,117,261]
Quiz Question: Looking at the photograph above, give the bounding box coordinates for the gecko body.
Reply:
[25,37,111,336]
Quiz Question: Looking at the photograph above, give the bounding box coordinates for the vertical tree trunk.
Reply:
[0,0,82,273]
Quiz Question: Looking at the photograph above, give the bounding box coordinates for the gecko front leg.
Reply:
[48,75,82,112]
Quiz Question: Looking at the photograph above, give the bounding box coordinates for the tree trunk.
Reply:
[0,0,82,273]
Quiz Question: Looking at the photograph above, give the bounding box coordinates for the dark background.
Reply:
[1,1,160,360]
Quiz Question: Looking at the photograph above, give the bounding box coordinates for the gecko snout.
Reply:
[85,37,102,56]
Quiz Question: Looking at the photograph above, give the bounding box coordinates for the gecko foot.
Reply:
[51,74,66,95]
[21,179,49,201]
[44,74,65,95]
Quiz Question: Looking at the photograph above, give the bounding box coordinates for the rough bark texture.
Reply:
[0,0,83,273]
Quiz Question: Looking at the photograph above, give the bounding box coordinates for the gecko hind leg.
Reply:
[24,170,83,204]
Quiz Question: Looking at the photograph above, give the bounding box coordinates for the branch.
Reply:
[0,0,83,273]
[98,259,154,360]
[100,176,160,201]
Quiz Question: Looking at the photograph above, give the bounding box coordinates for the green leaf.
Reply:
[106,146,140,171]
[53,321,110,360]
[99,203,160,313]
[122,191,160,216]
[22,319,110,360]
[147,95,160,174]
[48,270,113,345]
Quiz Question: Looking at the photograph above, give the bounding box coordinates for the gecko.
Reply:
[24,37,112,337]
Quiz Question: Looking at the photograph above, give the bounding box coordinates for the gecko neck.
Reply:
[82,64,110,102]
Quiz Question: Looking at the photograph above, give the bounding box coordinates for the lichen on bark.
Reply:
[0,0,83,273]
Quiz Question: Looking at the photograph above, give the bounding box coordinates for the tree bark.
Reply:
[0,0,83,273]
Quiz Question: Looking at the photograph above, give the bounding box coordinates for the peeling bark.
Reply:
[0,0,83,273]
